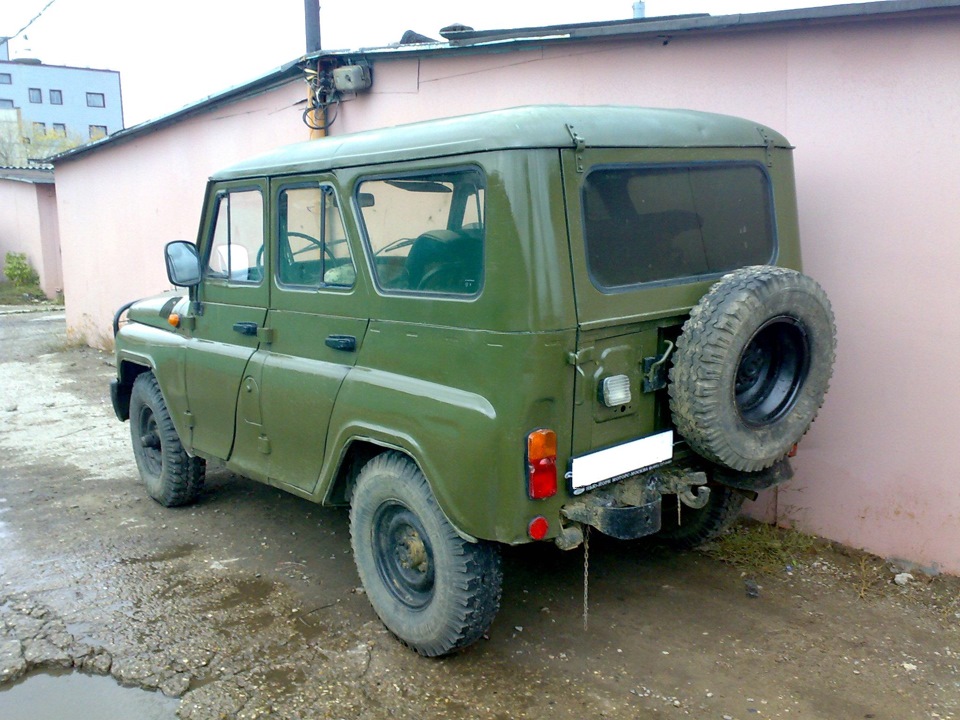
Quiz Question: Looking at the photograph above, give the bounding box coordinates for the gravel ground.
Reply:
[0,308,957,719]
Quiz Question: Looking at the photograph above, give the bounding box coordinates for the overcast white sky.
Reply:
[2,0,868,126]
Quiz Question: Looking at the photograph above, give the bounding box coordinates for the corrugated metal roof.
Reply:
[0,166,54,183]
[50,0,960,165]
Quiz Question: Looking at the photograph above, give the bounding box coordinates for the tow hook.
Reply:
[554,523,585,551]
[658,468,710,509]
[679,482,710,509]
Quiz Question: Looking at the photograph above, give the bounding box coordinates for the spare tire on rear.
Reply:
[668,266,836,473]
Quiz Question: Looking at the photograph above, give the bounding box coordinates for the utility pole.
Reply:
[304,0,321,53]
[304,0,324,138]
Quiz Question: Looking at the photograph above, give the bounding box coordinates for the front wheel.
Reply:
[349,452,502,657]
[129,372,204,507]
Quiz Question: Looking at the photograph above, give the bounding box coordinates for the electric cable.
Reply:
[6,0,59,41]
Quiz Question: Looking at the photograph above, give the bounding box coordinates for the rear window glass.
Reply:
[582,164,775,289]
[357,168,485,296]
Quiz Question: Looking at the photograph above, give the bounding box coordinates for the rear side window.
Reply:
[278,185,355,288]
[357,168,485,296]
[582,164,775,290]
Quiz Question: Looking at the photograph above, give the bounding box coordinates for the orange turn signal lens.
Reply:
[168,313,181,328]
[527,429,557,461]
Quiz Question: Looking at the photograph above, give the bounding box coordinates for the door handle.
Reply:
[325,334,357,352]
[233,321,259,336]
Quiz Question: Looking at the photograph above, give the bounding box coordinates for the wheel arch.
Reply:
[321,431,481,543]
[112,357,154,421]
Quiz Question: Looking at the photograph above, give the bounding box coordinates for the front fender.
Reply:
[114,321,190,446]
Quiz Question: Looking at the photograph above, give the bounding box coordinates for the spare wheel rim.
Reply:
[734,315,810,428]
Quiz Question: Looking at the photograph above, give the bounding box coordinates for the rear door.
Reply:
[183,182,268,460]
[561,148,778,466]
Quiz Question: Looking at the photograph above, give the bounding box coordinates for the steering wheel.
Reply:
[288,231,335,260]
[375,237,416,256]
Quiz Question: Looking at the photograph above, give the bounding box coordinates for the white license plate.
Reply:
[569,430,674,494]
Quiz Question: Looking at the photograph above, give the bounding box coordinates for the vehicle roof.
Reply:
[212,105,789,180]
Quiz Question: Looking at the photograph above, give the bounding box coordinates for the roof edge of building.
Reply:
[50,0,960,165]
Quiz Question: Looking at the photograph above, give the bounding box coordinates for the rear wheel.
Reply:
[350,452,502,656]
[129,372,204,507]
[658,484,744,549]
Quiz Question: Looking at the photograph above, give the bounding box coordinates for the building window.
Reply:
[53,123,66,135]
[86,92,105,108]
[33,122,46,134]
[0,73,11,85]
[89,125,108,140]
[0,99,13,109]
[49,89,62,105]
[29,88,42,103]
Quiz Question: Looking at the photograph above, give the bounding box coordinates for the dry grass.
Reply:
[854,555,886,599]
[701,520,821,576]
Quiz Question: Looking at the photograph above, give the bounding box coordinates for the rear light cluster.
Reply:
[526,429,557,500]
[526,429,558,540]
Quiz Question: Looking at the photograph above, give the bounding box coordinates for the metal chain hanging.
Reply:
[582,525,590,631]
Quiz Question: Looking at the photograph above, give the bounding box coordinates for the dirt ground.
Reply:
[0,308,957,720]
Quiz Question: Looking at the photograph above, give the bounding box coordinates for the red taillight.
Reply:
[528,516,549,540]
[787,443,799,458]
[527,429,557,499]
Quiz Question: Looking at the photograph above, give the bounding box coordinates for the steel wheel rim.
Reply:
[136,406,163,475]
[735,316,810,427]
[372,502,435,610]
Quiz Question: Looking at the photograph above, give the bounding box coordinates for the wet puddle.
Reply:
[0,671,178,719]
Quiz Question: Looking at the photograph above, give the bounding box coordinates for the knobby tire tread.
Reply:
[350,452,502,657]
[130,372,205,507]
[669,266,836,472]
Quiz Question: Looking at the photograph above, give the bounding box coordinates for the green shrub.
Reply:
[3,252,40,287]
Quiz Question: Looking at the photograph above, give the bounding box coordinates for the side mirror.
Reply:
[165,241,202,287]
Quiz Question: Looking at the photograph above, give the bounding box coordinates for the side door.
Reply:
[183,181,268,460]
[232,177,368,494]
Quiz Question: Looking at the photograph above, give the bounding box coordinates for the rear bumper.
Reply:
[562,496,661,540]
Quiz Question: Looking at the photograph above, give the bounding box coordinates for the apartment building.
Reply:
[0,37,123,145]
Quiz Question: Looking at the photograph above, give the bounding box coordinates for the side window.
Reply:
[205,189,265,284]
[278,185,355,288]
[357,168,485,296]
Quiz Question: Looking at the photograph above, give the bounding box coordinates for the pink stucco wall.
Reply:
[340,17,960,572]
[0,178,62,298]
[54,83,308,342]
[54,10,960,572]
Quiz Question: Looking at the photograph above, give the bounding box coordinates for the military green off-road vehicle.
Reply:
[111,106,835,656]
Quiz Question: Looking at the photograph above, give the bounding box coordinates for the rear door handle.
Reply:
[325,334,357,352]
[233,321,259,336]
